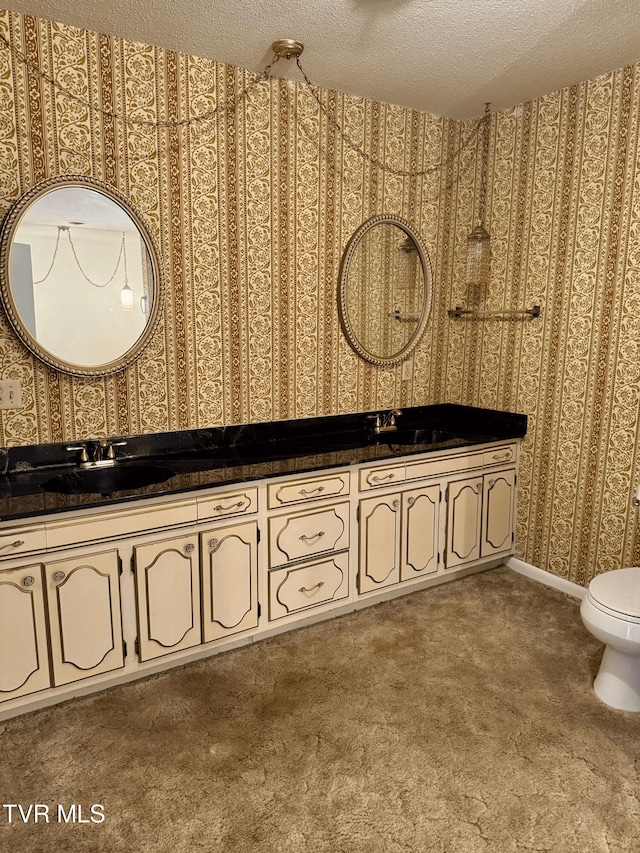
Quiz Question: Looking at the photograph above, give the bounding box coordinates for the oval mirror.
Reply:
[0,176,164,376]
[338,215,432,365]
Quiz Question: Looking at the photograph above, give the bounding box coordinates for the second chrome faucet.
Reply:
[369,409,402,435]
[66,438,128,469]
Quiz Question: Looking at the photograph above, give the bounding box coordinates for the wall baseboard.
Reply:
[507,557,586,600]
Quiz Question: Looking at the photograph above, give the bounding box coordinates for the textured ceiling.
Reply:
[4,0,640,119]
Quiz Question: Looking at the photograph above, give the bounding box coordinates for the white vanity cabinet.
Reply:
[0,547,125,699]
[200,520,259,642]
[43,549,124,685]
[357,477,441,594]
[401,483,441,580]
[358,491,401,593]
[133,533,201,662]
[0,434,521,720]
[444,446,517,570]
[445,475,484,568]
[0,564,50,701]
[266,471,351,621]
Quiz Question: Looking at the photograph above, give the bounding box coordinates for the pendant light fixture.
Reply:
[466,103,491,291]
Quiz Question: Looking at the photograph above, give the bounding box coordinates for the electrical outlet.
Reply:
[401,360,413,382]
[0,380,23,409]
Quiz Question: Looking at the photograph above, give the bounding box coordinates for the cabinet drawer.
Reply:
[406,450,485,481]
[268,552,349,620]
[484,444,516,467]
[197,487,257,521]
[0,526,46,560]
[47,497,198,549]
[269,502,350,567]
[359,462,405,491]
[268,472,349,508]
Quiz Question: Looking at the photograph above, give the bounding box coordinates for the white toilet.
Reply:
[580,567,640,711]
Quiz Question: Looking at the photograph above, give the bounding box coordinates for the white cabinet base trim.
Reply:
[507,557,585,600]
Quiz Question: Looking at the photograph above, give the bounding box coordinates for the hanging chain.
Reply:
[35,227,127,288]
[33,224,62,284]
[477,102,491,225]
[0,32,278,129]
[0,29,484,178]
[295,56,483,179]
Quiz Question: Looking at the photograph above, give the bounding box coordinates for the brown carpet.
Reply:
[1,566,639,852]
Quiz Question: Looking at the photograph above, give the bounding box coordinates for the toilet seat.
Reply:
[587,567,640,622]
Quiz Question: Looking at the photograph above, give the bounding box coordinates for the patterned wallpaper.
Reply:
[0,9,460,446]
[0,9,638,587]
[453,68,640,586]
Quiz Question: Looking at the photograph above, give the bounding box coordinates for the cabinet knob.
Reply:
[407,496,416,508]
[52,570,66,582]
[393,499,400,509]
[21,575,35,587]
[184,543,196,554]
[209,538,220,550]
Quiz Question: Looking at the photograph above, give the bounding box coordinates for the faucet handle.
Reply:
[105,439,127,460]
[66,444,89,463]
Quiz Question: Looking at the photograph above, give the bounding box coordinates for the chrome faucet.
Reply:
[66,438,127,469]
[370,409,402,434]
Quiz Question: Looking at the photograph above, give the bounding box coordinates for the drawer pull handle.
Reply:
[371,473,394,483]
[213,499,246,512]
[22,575,35,587]
[492,450,512,461]
[299,486,325,496]
[0,539,25,552]
[299,531,325,545]
[53,571,66,582]
[299,581,324,594]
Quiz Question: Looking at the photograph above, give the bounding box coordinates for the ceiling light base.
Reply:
[271,40,304,61]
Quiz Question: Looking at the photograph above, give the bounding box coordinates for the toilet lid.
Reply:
[588,567,640,618]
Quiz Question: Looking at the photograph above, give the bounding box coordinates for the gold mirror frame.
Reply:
[338,214,433,366]
[0,175,164,376]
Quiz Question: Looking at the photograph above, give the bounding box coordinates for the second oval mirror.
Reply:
[0,176,163,376]
[338,215,432,365]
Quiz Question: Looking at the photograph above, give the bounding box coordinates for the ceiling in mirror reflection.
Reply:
[0,177,163,376]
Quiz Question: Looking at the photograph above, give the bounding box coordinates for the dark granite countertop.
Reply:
[0,404,527,523]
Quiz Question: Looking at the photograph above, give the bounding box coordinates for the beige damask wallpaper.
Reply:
[0,8,638,587]
[0,9,461,445]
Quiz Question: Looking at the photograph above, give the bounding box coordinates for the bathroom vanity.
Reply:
[0,403,526,720]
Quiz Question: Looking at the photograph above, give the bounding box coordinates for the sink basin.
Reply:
[375,428,457,446]
[40,464,175,495]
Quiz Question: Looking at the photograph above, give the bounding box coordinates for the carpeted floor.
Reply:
[1,566,639,852]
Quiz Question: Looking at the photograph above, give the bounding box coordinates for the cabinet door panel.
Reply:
[201,521,258,642]
[45,550,124,686]
[359,494,400,593]
[0,565,50,700]
[402,484,440,579]
[134,534,201,661]
[446,478,483,569]
[481,469,516,557]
